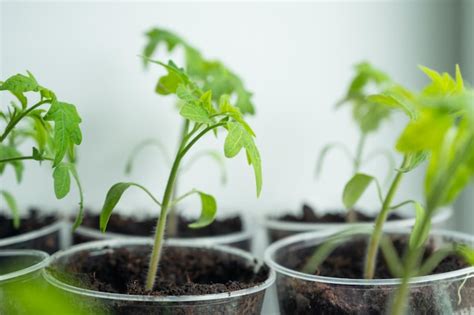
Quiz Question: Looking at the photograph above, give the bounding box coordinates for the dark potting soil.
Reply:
[62,246,268,295]
[275,203,403,224]
[0,209,60,253]
[51,246,269,314]
[78,211,243,238]
[277,236,471,315]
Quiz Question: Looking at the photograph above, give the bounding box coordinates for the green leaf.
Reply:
[53,163,71,199]
[419,65,463,96]
[0,144,24,183]
[456,245,474,265]
[396,110,452,153]
[224,122,245,158]
[143,27,255,116]
[1,191,20,229]
[179,101,213,124]
[28,109,52,151]
[338,62,394,134]
[219,95,255,136]
[342,173,375,209]
[367,86,418,120]
[32,147,42,161]
[409,202,431,249]
[199,90,218,116]
[188,191,217,228]
[398,151,429,173]
[100,183,132,232]
[143,28,184,66]
[147,59,191,86]
[43,100,82,166]
[224,122,262,196]
[0,72,40,107]
[156,70,182,95]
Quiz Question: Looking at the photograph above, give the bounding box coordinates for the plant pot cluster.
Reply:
[1,27,474,315]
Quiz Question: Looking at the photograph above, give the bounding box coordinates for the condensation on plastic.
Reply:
[44,239,276,315]
[265,229,474,315]
[262,206,453,244]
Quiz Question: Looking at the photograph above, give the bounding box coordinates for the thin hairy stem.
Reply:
[145,122,225,290]
[0,100,50,142]
[364,156,409,279]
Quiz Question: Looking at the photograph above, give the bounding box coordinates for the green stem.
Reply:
[144,122,225,291]
[353,133,367,174]
[390,139,473,315]
[347,133,367,222]
[0,155,53,164]
[390,205,434,315]
[0,100,50,142]
[167,120,190,237]
[0,156,35,163]
[364,156,409,279]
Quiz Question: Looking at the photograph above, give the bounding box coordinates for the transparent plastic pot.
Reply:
[44,239,276,315]
[72,222,253,251]
[0,220,66,254]
[262,206,453,243]
[264,228,474,315]
[0,249,50,313]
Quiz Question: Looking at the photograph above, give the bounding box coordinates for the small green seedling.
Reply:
[100,58,262,291]
[316,62,397,222]
[303,65,474,315]
[123,28,256,233]
[0,72,84,228]
[388,66,474,315]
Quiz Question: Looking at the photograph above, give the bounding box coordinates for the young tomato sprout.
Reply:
[316,62,396,222]
[304,67,474,311]
[124,28,256,234]
[100,59,262,291]
[0,72,84,228]
[389,66,474,315]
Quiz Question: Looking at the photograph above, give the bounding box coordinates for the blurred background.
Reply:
[1,1,473,234]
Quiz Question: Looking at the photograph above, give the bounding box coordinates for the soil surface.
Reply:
[51,246,269,314]
[274,203,402,223]
[61,246,268,295]
[277,236,471,315]
[78,211,243,238]
[0,209,59,253]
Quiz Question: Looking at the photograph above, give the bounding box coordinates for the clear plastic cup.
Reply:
[264,228,474,315]
[262,206,453,243]
[44,239,276,315]
[73,223,253,251]
[0,249,50,312]
[0,220,66,254]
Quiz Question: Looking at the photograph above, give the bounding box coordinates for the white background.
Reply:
[1,1,472,231]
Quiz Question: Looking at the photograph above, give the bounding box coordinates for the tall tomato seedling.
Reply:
[124,28,256,233]
[316,62,397,222]
[389,66,474,315]
[303,66,474,302]
[100,60,262,291]
[0,72,84,228]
